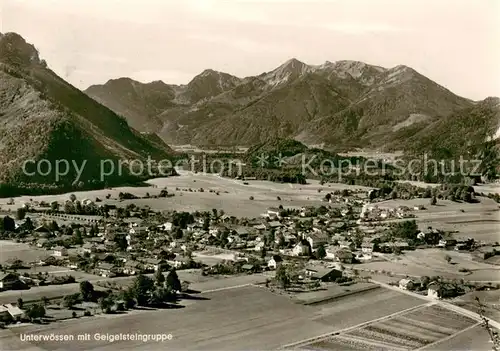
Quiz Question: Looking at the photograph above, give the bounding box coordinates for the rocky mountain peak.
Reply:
[0,32,43,67]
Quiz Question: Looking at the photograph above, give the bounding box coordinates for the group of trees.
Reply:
[128,269,179,307]
[0,216,15,233]
[26,304,46,322]
[364,180,477,204]
[58,269,182,316]
[172,211,195,229]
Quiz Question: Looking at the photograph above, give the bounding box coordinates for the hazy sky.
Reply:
[1,0,499,99]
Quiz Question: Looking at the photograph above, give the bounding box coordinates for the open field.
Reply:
[0,285,427,351]
[338,150,403,162]
[452,289,500,322]
[192,251,237,266]
[0,283,84,305]
[0,171,372,217]
[355,260,500,282]
[170,144,248,153]
[359,249,500,282]
[291,282,378,304]
[422,324,497,351]
[0,240,50,264]
[16,266,101,282]
[296,304,479,351]
[396,180,500,196]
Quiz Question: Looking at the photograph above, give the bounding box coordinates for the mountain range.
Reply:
[0,32,174,188]
[85,58,500,153]
[0,32,498,190]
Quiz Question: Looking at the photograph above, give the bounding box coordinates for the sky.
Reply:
[1,0,499,100]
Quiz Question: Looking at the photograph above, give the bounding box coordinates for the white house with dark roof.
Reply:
[266,207,281,218]
[53,246,68,257]
[306,232,329,251]
[267,255,283,270]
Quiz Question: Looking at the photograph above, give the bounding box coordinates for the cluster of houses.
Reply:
[3,190,494,296]
[4,202,383,286]
[359,204,418,222]
[398,277,463,299]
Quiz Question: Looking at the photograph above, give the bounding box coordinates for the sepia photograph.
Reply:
[0,0,499,350]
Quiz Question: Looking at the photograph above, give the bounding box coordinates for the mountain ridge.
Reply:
[0,32,175,190]
[85,57,497,152]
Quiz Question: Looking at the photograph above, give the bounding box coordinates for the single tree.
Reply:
[155,269,165,286]
[80,281,95,301]
[69,194,77,202]
[50,201,60,212]
[444,254,452,264]
[62,294,79,309]
[73,229,84,245]
[23,217,34,231]
[3,216,15,232]
[16,207,27,220]
[260,247,267,259]
[26,304,45,322]
[49,220,59,232]
[315,244,327,260]
[131,274,154,306]
[166,268,181,292]
[430,196,437,206]
[98,297,113,313]
[17,298,23,309]
[275,264,290,290]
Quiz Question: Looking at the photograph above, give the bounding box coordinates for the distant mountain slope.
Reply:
[85,57,479,151]
[301,65,473,149]
[84,78,176,132]
[405,97,500,159]
[0,32,174,188]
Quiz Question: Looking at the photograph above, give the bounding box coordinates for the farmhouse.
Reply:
[253,224,267,231]
[36,238,49,248]
[81,242,96,253]
[0,305,10,319]
[142,258,167,271]
[399,278,418,291]
[268,255,283,270]
[235,226,250,237]
[267,221,283,229]
[328,248,354,263]
[53,246,68,257]
[3,303,26,321]
[305,266,342,281]
[339,240,355,250]
[438,239,457,248]
[292,240,311,256]
[169,255,191,268]
[34,225,52,235]
[361,241,375,254]
[97,262,116,277]
[427,282,460,299]
[123,260,141,275]
[241,264,257,273]
[266,207,281,218]
[306,232,329,251]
